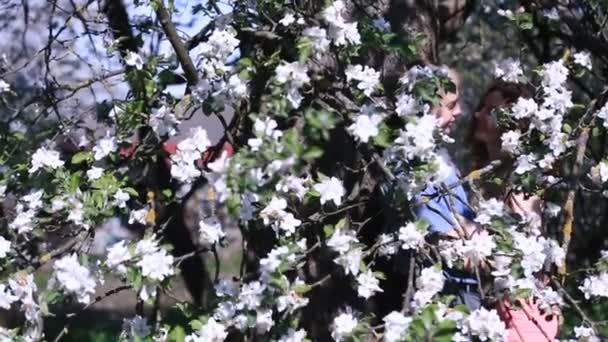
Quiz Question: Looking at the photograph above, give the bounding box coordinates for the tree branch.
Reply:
[154,0,199,87]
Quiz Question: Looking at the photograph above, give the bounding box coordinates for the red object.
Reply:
[497,298,559,342]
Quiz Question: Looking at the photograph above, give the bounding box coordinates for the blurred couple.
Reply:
[411,64,559,342]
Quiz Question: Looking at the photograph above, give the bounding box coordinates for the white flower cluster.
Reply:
[247,117,283,152]
[314,176,345,206]
[197,28,240,79]
[494,58,523,83]
[345,64,380,97]
[169,126,211,183]
[328,229,362,276]
[398,222,425,250]
[149,105,180,137]
[503,59,573,177]
[121,315,151,341]
[383,311,411,342]
[275,61,310,109]
[53,254,97,304]
[580,272,608,299]
[186,318,228,342]
[474,198,505,225]
[322,1,361,46]
[456,307,507,341]
[9,189,44,234]
[412,266,444,309]
[0,273,40,322]
[29,146,64,174]
[303,26,331,57]
[260,196,302,236]
[92,134,118,161]
[347,104,384,143]
[105,236,174,301]
[331,308,358,341]
[356,270,383,299]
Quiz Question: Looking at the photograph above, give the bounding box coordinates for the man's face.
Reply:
[432,89,462,131]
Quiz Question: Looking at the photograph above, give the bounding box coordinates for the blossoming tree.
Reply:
[2,0,608,341]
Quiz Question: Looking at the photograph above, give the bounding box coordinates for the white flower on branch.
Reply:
[494,58,523,83]
[345,64,380,97]
[356,270,383,299]
[398,223,425,250]
[124,51,144,70]
[198,216,225,245]
[348,106,383,143]
[573,51,592,70]
[383,311,411,342]
[314,177,345,206]
[29,147,64,174]
[92,135,118,161]
[137,249,174,281]
[323,1,361,46]
[53,254,97,304]
[331,309,358,341]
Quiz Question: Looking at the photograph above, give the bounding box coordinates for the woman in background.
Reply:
[468,81,559,342]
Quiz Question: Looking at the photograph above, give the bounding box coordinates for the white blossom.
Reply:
[573,51,592,70]
[29,147,64,174]
[510,97,538,119]
[106,240,131,274]
[0,79,10,92]
[395,93,419,117]
[348,109,383,143]
[0,284,17,309]
[113,189,130,208]
[198,216,225,244]
[331,310,358,341]
[327,229,358,254]
[0,237,10,258]
[125,51,144,70]
[413,266,444,308]
[335,247,362,276]
[574,325,600,342]
[580,272,608,299]
[129,208,148,225]
[323,4,360,46]
[542,60,569,90]
[279,13,296,26]
[86,166,104,180]
[463,308,507,341]
[122,315,151,340]
[278,329,307,342]
[494,58,523,82]
[398,223,425,250]
[238,281,266,310]
[501,130,522,154]
[185,318,228,342]
[150,106,180,137]
[137,249,174,281]
[345,64,380,97]
[461,232,496,265]
[93,135,118,160]
[53,254,96,304]
[256,309,274,333]
[383,311,411,342]
[356,270,383,299]
[314,177,345,206]
[303,26,331,56]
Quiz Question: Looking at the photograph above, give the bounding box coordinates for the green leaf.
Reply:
[323,224,334,238]
[168,326,186,342]
[372,123,393,148]
[302,146,324,160]
[71,151,92,164]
